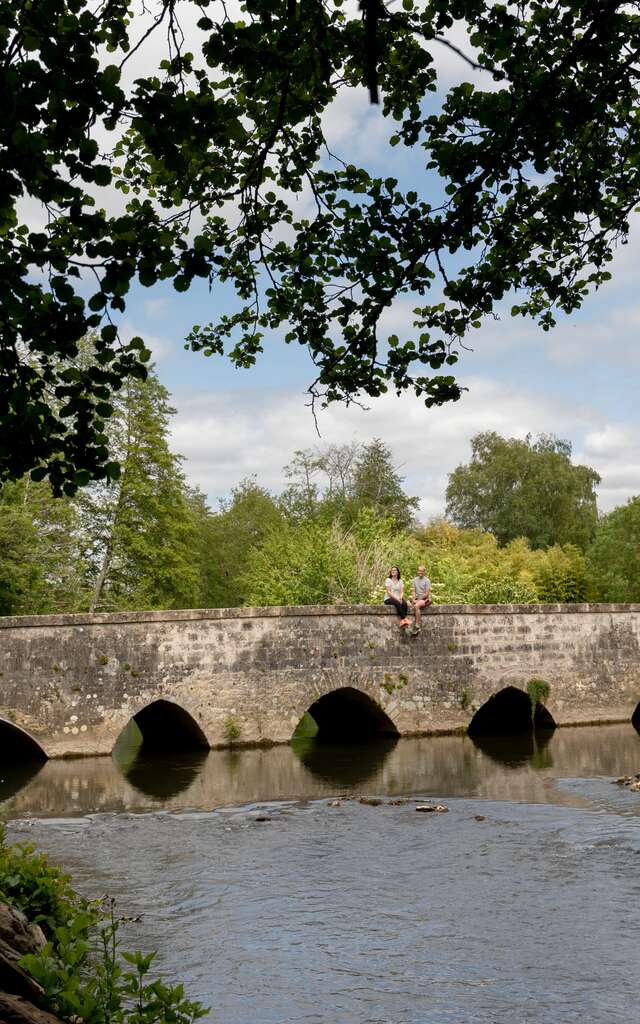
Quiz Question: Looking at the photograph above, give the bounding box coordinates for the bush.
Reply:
[241,515,592,608]
[0,826,208,1024]
[0,824,78,935]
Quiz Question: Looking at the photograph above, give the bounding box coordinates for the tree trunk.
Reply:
[89,536,113,613]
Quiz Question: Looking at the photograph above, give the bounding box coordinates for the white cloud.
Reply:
[143,297,169,319]
[170,376,632,518]
[583,424,632,457]
[577,425,640,508]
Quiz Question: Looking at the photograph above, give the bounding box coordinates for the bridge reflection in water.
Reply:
[0,721,638,818]
[1,682,639,815]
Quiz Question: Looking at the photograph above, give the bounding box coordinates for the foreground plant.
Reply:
[0,826,208,1024]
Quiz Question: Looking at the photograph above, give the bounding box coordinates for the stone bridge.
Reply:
[1,603,640,759]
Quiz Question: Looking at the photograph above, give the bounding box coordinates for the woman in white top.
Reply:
[383,566,410,628]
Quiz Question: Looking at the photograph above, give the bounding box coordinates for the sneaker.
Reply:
[410,625,420,636]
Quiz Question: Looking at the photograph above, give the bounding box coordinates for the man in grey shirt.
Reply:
[411,565,431,635]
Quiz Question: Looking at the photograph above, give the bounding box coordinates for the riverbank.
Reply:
[0,827,207,1024]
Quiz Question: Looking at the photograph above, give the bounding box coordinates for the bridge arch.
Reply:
[468,686,556,737]
[114,699,209,754]
[0,718,47,762]
[296,686,399,743]
[632,702,640,733]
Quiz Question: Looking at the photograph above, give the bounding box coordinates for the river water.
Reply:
[3,724,640,1024]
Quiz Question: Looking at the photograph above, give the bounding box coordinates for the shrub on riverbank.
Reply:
[0,825,208,1024]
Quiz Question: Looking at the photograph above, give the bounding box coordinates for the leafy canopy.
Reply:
[3,0,640,490]
[281,439,418,529]
[445,432,601,549]
[587,496,640,602]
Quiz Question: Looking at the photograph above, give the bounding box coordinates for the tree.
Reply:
[350,440,419,530]
[0,479,83,614]
[279,450,324,524]
[445,432,600,550]
[280,443,361,522]
[0,487,43,615]
[77,366,203,611]
[587,497,640,602]
[3,2,640,489]
[203,478,285,607]
[279,440,417,528]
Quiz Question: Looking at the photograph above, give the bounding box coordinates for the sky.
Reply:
[79,4,640,519]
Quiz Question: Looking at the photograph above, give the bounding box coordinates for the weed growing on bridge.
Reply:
[527,678,551,720]
[223,715,242,744]
[459,690,472,712]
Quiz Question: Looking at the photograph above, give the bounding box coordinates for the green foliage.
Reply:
[280,441,418,531]
[0,827,207,1024]
[0,827,79,935]
[527,679,551,720]
[223,716,241,743]
[446,433,600,550]
[466,574,538,606]
[244,520,340,606]
[0,492,42,615]
[203,478,285,607]
[0,399,599,614]
[0,342,214,615]
[292,712,319,739]
[243,507,594,609]
[77,361,204,612]
[0,477,86,615]
[532,544,592,604]
[3,3,638,488]
[587,497,640,602]
[22,913,207,1024]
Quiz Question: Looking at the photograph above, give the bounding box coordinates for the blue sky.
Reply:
[99,6,640,518]
[123,209,640,519]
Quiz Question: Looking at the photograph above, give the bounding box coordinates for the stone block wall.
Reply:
[0,603,639,757]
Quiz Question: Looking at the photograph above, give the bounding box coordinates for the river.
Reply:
[2,724,640,1023]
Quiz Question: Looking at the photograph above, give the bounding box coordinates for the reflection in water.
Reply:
[470,728,554,769]
[123,751,210,800]
[290,735,398,787]
[2,723,640,819]
[11,766,640,1024]
[0,761,44,804]
[113,717,209,799]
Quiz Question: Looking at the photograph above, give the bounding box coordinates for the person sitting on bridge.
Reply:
[384,566,411,629]
[410,565,432,636]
